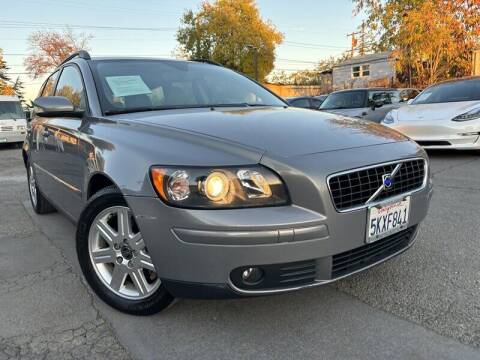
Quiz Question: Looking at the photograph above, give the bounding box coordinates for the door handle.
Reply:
[361,112,368,116]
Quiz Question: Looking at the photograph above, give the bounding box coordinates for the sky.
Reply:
[0,0,364,101]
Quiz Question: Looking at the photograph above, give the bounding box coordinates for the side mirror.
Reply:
[407,99,414,105]
[24,109,32,122]
[33,96,84,117]
[370,100,384,110]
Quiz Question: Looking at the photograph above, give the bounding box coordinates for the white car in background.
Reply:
[0,95,27,145]
[382,77,480,150]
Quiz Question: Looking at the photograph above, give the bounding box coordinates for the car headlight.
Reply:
[150,165,289,208]
[382,111,395,124]
[452,107,480,122]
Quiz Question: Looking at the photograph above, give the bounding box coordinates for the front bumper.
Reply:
[126,177,432,299]
[386,123,480,150]
[0,131,26,143]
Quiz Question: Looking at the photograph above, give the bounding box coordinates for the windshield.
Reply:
[0,101,24,120]
[413,79,480,104]
[320,91,366,110]
[91,60,285,114]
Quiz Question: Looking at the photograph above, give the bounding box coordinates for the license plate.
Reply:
[366,197,410,243]
[0,138,7,143]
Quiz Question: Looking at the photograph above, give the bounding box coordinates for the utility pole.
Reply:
[360,22,366,56]
[347,22,366,57]
[246,45,259,81]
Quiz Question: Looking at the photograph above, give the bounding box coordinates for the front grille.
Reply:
[328,159,426,211]
[332,226,416,278]
[230,259,317,290]
[0,126,14,132]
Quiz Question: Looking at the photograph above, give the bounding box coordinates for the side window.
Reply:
[352,64,370,78]
[352,66,361,78]
[311,99,322,108]
[41,71,59,97]
[290,98,310,108]
[369,91,400,105]
[54,66,86,110]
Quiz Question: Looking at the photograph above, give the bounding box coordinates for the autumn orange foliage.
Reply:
[24,29,92,78]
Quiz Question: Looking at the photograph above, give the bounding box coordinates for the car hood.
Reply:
[112,107,407,158]
[396,101,480,122]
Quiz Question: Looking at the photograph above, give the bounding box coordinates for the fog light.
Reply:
[241,267,264,285]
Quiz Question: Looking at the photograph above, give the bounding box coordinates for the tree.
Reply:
[177,0,283,81]
[353,0,480,85]
[13,77,26,103]
[0,49,15,96]
[24,29,92,78]
[269,54,348,85]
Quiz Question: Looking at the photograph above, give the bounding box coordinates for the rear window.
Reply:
[0,101,24,120]
[413,79,480,104]
[320,91,366,110]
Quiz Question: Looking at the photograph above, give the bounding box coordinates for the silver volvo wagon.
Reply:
[23,51,433,314]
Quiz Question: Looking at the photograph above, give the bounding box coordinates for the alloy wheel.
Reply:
[29,165,37,208]
[88,206,160,300]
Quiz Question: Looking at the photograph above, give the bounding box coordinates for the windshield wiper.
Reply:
[104,103,276,115]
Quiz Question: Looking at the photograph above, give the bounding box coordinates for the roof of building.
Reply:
[334,51,393,67]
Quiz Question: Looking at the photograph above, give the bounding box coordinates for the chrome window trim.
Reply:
[326,157,428,213]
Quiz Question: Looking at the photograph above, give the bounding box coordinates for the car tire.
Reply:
[76,186,174,315]
[28,163,57,214]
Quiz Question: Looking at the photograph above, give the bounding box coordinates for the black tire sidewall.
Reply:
[76,188,173,315]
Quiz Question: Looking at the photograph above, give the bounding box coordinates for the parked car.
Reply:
[24,51,432,315]
[398,88,421,102]
[0,95,27,145]
[319,88,410,123]
[287,95,326,109]
[382,77,480,149]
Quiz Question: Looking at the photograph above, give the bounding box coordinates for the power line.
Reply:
[0,20,176,32]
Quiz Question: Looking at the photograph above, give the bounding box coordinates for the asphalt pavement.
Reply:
[0,143,479,360]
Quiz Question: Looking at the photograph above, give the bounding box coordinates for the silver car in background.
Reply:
[24,52,433,315]
[319,88,418,123]
[382,77,480,149]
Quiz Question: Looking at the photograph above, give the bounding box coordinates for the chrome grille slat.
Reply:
[328,159,426,211]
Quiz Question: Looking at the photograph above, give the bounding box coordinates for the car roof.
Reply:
[331,88,397,94]
[0,95,20,102]
[429,76,480,86]
[286,96,314,100]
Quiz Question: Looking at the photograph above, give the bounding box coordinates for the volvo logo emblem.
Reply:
[382,174,393,189]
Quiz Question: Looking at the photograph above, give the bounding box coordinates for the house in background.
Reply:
[333,51,395,90]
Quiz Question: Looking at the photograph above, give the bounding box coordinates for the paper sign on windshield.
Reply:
[105,76,152,97]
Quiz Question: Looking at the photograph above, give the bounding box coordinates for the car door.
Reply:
[366,90,401,123]
[30,71,60,196]
[41,65,88,218]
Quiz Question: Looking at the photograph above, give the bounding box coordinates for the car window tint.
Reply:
[320,91,366,110]
[369,91,401,105]
[311,99,323,108]
[413,79,480,104]
[41,71,59,97]
[54,66,86,110]
[290,98,311,108]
